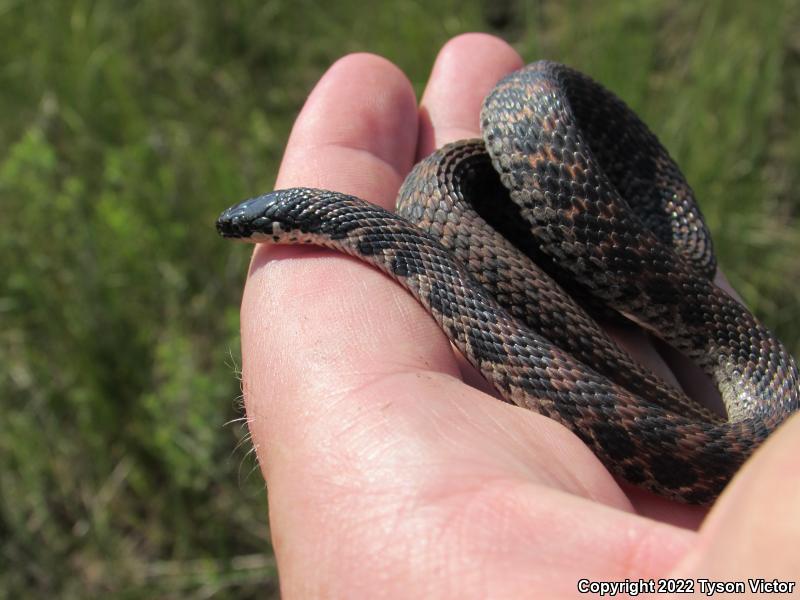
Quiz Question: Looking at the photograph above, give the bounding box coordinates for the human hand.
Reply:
[238,33,800,597]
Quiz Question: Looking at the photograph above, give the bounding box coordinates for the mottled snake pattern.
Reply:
[217,61,799,504]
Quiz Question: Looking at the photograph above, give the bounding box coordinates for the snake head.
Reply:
[216,193,277,240]
[216,188,325,242]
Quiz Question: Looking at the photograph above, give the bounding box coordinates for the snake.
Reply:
[216,61,799,504]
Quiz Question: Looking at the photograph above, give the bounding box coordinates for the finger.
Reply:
[239,54,466,586]
[416,36,709,523]
[416,34,522,395]
[416,33,636,485]
[417,33,523,156]
[241,52,451,459]
[274,54,417,209]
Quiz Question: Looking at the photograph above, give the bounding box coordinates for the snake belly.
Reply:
[217,61,799,504]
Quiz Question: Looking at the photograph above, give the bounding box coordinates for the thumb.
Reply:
[669,413,800,579]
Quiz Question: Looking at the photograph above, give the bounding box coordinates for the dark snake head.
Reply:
[217,188,349,242]
[216,192,280,240]
[217,188,326,241]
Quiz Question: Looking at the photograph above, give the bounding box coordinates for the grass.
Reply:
[1,0,798,597]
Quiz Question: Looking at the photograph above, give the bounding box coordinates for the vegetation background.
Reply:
[2,0,798,597]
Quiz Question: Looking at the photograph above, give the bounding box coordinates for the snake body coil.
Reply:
[217,61,799,504]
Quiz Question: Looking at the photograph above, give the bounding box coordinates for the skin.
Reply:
[239,34,800,598]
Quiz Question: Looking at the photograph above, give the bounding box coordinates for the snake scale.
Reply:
[217,61,799,504]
